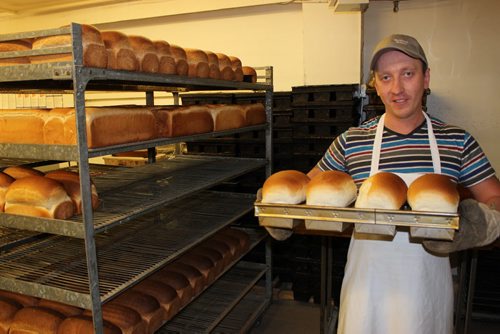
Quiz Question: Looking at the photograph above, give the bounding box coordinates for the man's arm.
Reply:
[307,166,322,179]
[468,175,500,211]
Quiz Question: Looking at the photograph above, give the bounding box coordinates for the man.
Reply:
[308,34,500,334]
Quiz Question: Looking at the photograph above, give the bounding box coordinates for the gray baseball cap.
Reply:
[370,34,428,71]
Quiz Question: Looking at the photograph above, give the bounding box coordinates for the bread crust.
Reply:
[262,170,310,204]
[152,105,214,138]
[306,170,357,207]
[101,31,139,71]
[407,173,460,213]
[355,172,407,210]
[128,35,159,73]
[208,104,246,131]
[169,44,188,76]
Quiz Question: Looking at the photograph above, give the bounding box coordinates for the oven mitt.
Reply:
[256,188,293,241]
[423,199,500,254]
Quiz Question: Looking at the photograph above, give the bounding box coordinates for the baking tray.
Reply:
[254,200,459,240]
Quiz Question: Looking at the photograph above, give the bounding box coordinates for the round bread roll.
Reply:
[355,172,407,210]
[0,172,15,212]
[169,44,188,76]
[58,315,121,334]
[407,173,460,213]
[45,170,99,215]
[131,279,181,321]
[306,170,357,207]
[262,170,310,204]
[101,31,139,71]
[5,175,75,219]
[3,165,44,179]
[153,40,176,75]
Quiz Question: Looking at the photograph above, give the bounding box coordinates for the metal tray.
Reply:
[254,200,459,240]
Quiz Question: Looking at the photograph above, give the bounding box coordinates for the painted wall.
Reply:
[363,0,500,171]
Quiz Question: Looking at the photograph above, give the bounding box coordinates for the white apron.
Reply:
[337,112,453,334]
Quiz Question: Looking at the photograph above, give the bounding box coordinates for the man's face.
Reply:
[374,50,430,122]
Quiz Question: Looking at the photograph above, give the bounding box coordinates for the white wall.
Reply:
[363,0,500,171]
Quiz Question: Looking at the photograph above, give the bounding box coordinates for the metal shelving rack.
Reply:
[0,23,273,333]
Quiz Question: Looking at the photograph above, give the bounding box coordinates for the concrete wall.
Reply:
[363,0,500,171]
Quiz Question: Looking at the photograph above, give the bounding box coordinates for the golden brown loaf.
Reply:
[205,50,221,80]
[211,233,240,258]
[0,39,31,66]
[200,239,232,267]
[3,166,45,180]
[262,170,310,204]
[177,253,216,283]
[221,228,250,253]
[169,44,188,76]
[208,104,246,131]
[407,173,460,213]
[31,24,107,68]
[128,35,159,73]
[57,315,121,334]
[241,103,265,126]
[306,170,357,207]
[101,31,139,71]
[152,105,214,138]
[242,66,257,83]
[37,299,83,317]
[45,107,157,148]
[45,170,99,215]
[191,246,224,276]
[215,53,234,81]
[229,56,243,81]
[355,172,408,210]
[164,262,206,295]
[153,40,176,75]
[83,303,147,334]
[0,290,39,307]
[0,296,23,334]
[151,270,193,306]
[5,175,75,219]
[0,172,15,212]
[9,306,64,334]
[185,48,209,78]
[111,290,166,334]
[0,109,47,144]
[131,279,181,321]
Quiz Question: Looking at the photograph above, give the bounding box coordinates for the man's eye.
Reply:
[404,71,413,77]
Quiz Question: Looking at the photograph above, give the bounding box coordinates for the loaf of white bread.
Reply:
[262,170,310,204]
[306,170,357,207]
[101,31,139,71]
[153,40,176,75]
[185,48,209,78]
[4,175,75,219]
[407,173,460,213]
[0,172,15,212]
[216,53,234,81]
[3,165,45,179]
[169,44,189,76]
[355,172,408,210]
[152,105,214,138]
[31,24,107,68]
[0,39,31,66]
[128,35,160,73]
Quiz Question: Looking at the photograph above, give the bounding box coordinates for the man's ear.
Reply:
[424,67,431,89]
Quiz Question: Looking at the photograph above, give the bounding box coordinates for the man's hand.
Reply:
[423,199,500,254]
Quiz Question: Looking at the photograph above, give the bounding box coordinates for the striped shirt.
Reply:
[317,115,496,187]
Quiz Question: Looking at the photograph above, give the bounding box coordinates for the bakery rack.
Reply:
[0,23,274,333]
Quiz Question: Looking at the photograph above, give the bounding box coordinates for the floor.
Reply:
[249,293,500,334]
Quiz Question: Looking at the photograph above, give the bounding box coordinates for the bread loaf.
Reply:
[111,290,166,334]
[185,48,209,78]
[190,247,224,276]
[208,104,246,131]
[152,105,214,138]
[241,103,265,126]
[153,40,176,75]
[262,170,310,204]
[45,170,99,215]
[215,53,234,81]
[9,306,64,334]
[242,66,257,83]
[199,239,232,267]
[128,35,159,73]
[82,303,147,334]
[37,299,83,317]
[101,31,139,71]
[31,24,107,68]
[5,175,75,219]
[306,170,357,207]
[151,270,193,306]
[164,262,205,295]
[221,228,250,253]
[169,44,188,76]
[3,166,44,180]
[211,233,240,258]
[0,39,31,66]
[355,172,407,210]
[0,296,23,334]
[0,109,47,144]
[131,279,181,321]
[45,107,157,148]
[229,56,243,81]
[407,173,460,213]
[205,50,221,80]
[0,172,15,212]
[177,254,216,283]
[0,290,39,307]
[57,315,121,334]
